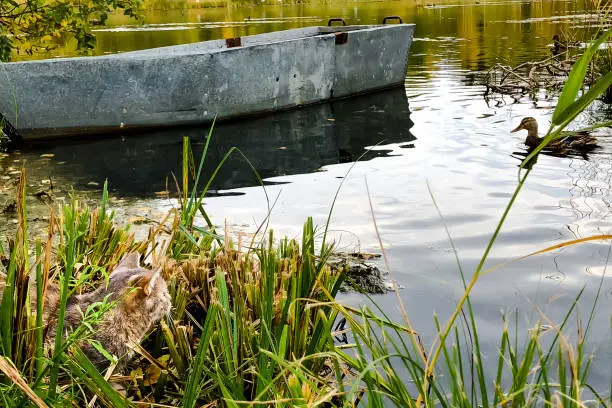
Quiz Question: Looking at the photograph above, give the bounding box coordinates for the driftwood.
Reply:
[482,51,593,98]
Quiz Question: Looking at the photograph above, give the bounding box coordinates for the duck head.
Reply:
[511,117,539,137]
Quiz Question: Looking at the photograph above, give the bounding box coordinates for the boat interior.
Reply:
[118,23,405,58]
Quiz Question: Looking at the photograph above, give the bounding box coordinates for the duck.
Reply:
[551,34,580,56]
[511,117,598,151]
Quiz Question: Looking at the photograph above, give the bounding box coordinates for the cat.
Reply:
[2,252,172,373]
[46,252,172,372]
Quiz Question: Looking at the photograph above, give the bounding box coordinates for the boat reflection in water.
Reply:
[24,88,415,196]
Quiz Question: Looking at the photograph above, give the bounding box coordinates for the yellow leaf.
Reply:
[143,364,161,386]
[143,355,169,386]
[41,35,52,42]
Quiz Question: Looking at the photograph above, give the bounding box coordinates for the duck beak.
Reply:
[511,124,523,133]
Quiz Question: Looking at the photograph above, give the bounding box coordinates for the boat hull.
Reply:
[0,24,415,139]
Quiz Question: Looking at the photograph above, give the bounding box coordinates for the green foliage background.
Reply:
[0,0,142,61]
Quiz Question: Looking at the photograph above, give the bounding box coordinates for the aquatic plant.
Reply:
[484,1,612,104]
[0,131,347,406]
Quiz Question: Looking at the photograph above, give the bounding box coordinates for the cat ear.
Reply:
[138,267,162,296]
[116,252,140,271]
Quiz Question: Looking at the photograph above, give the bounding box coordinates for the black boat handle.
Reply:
[328,18,346,26]
[382,16,403,24]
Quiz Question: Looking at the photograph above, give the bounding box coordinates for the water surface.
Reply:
[3,0,612,390]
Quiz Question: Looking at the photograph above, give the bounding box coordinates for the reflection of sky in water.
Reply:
[3,0,612,391]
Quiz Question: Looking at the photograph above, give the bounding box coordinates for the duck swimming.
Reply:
[551,34,580,56]
[511,117,598,151]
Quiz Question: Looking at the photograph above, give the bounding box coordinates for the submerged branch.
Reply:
[482,53,587,98]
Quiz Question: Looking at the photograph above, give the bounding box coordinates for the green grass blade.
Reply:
[0,245,18,357]
[320,145,382,255]
[552,29,611,125]
[161,322,185,375]
[570,120,612,134]
[98,179,108,227]
[556,70,612,128]
[493,320,509,406]
[183,304,217,408]
[188,118,217,212]
[182,136,190,209]
[34,241,44,381]
[425,166,533,388]
[196,147,270,230]
[63,347,132,408]
[47,202,80,400]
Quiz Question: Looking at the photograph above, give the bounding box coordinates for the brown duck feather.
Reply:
[511,117,598,151]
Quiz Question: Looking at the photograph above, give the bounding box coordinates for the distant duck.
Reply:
[511,117,598,151]
[551,34,580,56]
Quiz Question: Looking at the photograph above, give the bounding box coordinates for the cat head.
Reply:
[106,252,172,322]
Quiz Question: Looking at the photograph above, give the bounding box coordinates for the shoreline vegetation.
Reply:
[482,0,611,104]
[139,0,490,11]
[0,19,611,408]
